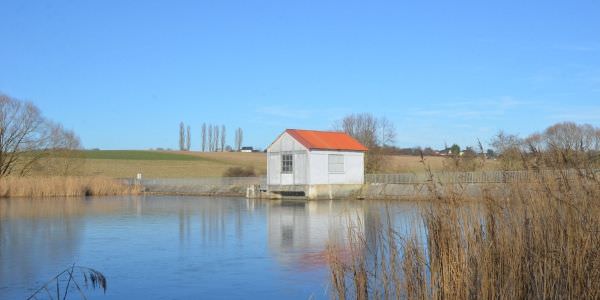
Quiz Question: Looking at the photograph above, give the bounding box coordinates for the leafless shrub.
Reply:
[222,166,256,177]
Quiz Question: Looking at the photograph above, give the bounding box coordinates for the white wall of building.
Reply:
[307,150,364,185]
[267,132,365,186]
[267,132,309,185]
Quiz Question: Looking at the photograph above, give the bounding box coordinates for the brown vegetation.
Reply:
[328,172,600,299]
[327,121,600,299]
[0,176,141,198]
[222,166,256,177]
[377,154,498,173]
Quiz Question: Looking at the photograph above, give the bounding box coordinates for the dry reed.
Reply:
[327,156,600,298]
[0,176,141,198]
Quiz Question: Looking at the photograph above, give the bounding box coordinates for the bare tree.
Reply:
[220,125,226,152]
[541,122,600,167]
[0,95,47,176]
[543,122,599,152]
[234,129,239,151]
[234,127,243,151]
[201,123,207,152]
[214,125,220,152]
[179,122,185,151]
[239,128,243,150]
[0,94,81,177]
[334,113,379,149]
[208,124,213,151]
[46,122,83,175]
[491,131,525,170]
[378,117,396,147]
[333,113,397,172]
[186,125,191,151]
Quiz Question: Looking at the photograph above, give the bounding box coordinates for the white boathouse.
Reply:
[265,129,367,198]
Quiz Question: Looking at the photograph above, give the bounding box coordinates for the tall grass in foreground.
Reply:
[0,176,141,198]
[328,168,600,299]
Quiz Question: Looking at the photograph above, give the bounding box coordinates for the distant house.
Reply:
[439,148,465,156]
[240,146,254,153]
[266,129,367,198]
[439,148,452,156]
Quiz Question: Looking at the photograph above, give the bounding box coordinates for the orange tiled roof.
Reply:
[286,129,368,152]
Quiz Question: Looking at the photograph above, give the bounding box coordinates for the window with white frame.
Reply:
[281,153,293,173]
[328,154,344,173]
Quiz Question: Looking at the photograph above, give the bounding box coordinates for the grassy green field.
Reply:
[80,151,267,178]
[42,150,267,178]
[81,150,215,161]
[32,150,498,179]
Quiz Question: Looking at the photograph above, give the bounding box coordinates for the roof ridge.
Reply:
[284,129,368,152]
[287,128,344,134]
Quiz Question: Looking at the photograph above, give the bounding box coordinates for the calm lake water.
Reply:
[0,196,422,299]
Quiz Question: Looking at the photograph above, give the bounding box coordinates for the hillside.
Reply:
[78,150,267,178]
[32,150,497,179]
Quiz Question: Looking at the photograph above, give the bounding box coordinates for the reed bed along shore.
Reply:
[327,166,600,299]
[0,176,142,198]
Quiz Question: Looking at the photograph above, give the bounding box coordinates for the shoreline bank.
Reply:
[0,176,142,198]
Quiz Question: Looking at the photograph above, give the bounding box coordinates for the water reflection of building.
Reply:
[266,200,371,268]
[176,197,260,245]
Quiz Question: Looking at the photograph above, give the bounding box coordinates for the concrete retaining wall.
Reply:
[142,182,247,196]
[251,183,506,200]
[140,181,504,200]
[358,183,502,200]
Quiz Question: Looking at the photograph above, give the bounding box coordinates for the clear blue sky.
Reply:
[1,1,599,150]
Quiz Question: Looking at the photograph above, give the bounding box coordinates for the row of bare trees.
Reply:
[234,127,244,152]
[491,121,600,170]
[180,123,244,152]
[178,122,191,151]
[201,123,226,152]
[0,94,82,177]
[333,113,397,172]
[333,114,600,173]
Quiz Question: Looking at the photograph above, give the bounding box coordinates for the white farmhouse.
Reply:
[266,129,367,199]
